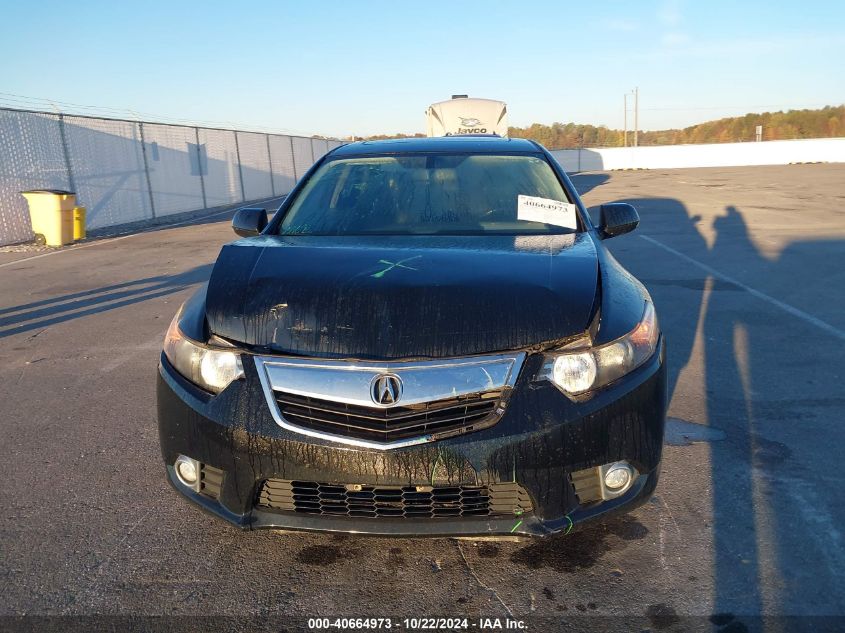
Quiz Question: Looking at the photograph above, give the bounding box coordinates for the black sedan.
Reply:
[157,135,666,537]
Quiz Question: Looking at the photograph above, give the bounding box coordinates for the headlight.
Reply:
[163,313,244,394]
[540,302,659,396]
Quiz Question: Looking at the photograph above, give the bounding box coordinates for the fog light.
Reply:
[571,461,639,504]
[603,462,633,491]
[175,455,200,491]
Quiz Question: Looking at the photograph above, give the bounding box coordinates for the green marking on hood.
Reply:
[371,256,421,278]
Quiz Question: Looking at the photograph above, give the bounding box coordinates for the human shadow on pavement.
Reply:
[599,199,845,619]
[504,195,711,618]
[604,196,709,404]
[701,206,845,618]
[508,197,785,621]
[605,201,765,617]
[700,206,765,617]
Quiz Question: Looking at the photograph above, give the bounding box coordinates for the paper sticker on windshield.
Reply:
[517,195,577,229]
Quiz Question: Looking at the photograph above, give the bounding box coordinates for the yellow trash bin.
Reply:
[73,206,87,241]
[21,189,76,246]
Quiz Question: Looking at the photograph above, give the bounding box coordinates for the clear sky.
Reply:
[1,0,843,137]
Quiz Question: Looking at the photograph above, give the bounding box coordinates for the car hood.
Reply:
[205,233,599,359]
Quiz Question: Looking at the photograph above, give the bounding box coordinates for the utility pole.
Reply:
[633,87,639,148]
[623,93,628,147]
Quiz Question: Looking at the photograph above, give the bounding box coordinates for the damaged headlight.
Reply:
[540,302,659,396]
[163,313,244,394]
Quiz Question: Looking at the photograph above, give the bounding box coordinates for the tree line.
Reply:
[359,105,845,148]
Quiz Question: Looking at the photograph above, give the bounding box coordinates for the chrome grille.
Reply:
[255,352,525,449]
[257,479,533,519]
[275,391,501,443]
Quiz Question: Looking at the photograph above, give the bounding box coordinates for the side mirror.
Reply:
[598,203,639,239]
[232,207,268,237]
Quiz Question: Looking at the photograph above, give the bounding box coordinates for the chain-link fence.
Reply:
[0,107,344,246]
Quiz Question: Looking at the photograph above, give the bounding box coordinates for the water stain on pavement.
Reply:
[751,435,791,467]
[476,543,500,558]
[388,546,406,566]
[710,613,749,633]
[509,515,648,573]
[665,417,727,446]
[296,544,348,565]
[607,517,649,541]
[646,603,680,629]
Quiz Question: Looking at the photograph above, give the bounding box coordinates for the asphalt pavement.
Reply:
[1,164,844,632]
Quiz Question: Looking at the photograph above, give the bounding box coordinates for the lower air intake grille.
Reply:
[569,467,603,504]
[200,463,224,499]
[257,479,532,519]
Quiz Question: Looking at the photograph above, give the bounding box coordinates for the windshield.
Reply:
[277,153,580,236]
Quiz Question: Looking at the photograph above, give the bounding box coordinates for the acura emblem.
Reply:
[372,374,402,405]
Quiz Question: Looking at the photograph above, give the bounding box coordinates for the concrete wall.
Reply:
[551,137,845,172]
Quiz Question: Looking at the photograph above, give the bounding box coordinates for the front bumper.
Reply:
[157,340,666,537]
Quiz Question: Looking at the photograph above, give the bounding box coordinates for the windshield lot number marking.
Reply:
[517,194,577,229]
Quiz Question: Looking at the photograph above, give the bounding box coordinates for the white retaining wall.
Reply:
[551,137,845,172]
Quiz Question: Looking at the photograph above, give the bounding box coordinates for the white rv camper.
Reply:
[425,96,508,137]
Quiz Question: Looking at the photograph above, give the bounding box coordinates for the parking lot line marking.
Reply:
[639,234,845,342]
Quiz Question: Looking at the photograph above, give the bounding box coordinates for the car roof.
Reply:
[330,135,541,156]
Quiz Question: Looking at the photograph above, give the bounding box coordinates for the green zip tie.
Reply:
[510,519,523,533]
[430,452,443,486]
